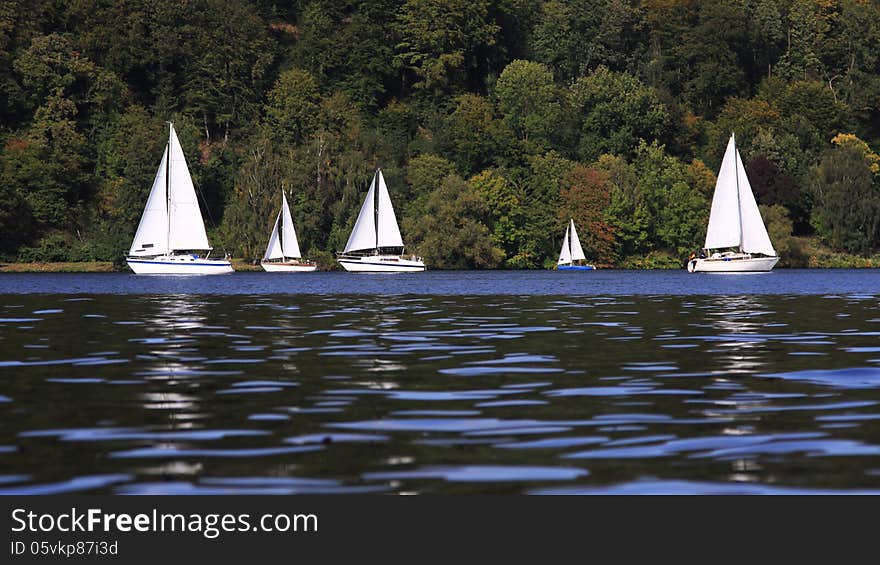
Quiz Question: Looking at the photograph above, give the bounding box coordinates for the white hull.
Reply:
[261,261,317,272]
[338,255,426,272]
[127,255,234,275]
[688,255,779,273]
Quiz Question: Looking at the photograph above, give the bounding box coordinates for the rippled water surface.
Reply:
[2,270,880,494]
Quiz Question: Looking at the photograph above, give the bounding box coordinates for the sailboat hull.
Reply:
[337,255,426,272]
[557,264,595,271]
[688,255,779,273]
[127,255,234,275]
[261,261,317,272]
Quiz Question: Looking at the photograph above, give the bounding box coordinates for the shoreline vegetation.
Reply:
[3,238,880,273]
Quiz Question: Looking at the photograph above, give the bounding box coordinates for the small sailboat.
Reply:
[557,219,595,270]
[261,191,317,272]
[126,123,233,275]
[687,133,779,273]
[337,168,425,272]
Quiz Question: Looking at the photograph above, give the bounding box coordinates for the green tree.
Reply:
[635,141,708,256]
[374,100,418,171]
[405,174,504,269]
[404,153,456,218]
[530,0,646,83]
[706,96,780,168]
[2,95,91,232]
[811,144,880,255]
[644,0,749,113]
[394,0,500,96]
[297,92,373,255]
[601,142,709,259]
[220,138,285,260]
[181,0,275,141]
[494,60,560,154]
[13,32,124,125]
[92,105,166,249]
[470,169,532,267]
[569,65,671,162]
[291,0,398,110]
[264,68,321,145]
[438,93,499,175]
[776,0,828,81]
[0,162,33,255]
[751,0,785,79]
[760,203,806,267]
[831,133,880,174]
[599,153,646,257]
[520,151,575,265]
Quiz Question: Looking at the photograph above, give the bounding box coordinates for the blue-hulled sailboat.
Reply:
[557,219,595,271]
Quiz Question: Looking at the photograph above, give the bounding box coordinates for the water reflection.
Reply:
[1,292,880,494]
[702,296,772,375]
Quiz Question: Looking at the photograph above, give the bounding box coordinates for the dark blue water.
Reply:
[2,270,880,494]
[0,268,877,295]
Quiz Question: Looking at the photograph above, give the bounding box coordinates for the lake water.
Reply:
[2,269,880,494]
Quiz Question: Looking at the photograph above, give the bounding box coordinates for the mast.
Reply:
[374,169,380,252]
[166,122,172,256]
[732,132,743,253]
[279,190,285,259]
[568,221,573,264]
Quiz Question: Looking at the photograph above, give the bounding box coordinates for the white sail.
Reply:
[569,219,586,261]
[264,211,283,260]
[281,192,302,258]
[167,124,211,251]
[558,228,571,265]
[376,170,404,248]
[343,172,378,253]
[735,149,776,256]
[703,135,742,250]
[129,146,170,256]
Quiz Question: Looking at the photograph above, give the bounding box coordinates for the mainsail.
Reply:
[735,148,775,256]
[569,220,586,261]
[703,134,775,256]
[280,192,301,258]
[376,171,404,248]
[167,125,211,251]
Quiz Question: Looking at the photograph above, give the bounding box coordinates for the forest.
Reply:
[1,0,879,269]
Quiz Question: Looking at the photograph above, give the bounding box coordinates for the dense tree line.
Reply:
[1,0,879,268]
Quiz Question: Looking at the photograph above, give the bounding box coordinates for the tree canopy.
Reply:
[2,0,879,268]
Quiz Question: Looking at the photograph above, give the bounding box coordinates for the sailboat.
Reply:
[687,133,779,273]
[557,219,595,270]
[261,191,317,272]
[336,168,425,272]
[126,123,233,275]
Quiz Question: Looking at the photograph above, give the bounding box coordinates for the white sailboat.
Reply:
[557,219,595,270]
[126,123,233,275]
[261,191,317,272]
[337,168,425,272]
[687,133,779,273]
